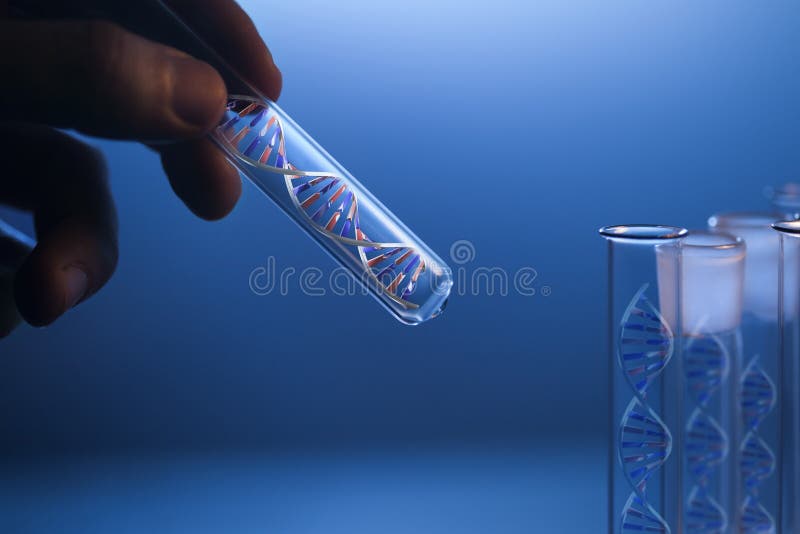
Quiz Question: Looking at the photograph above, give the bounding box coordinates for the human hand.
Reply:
[0,0,281,335]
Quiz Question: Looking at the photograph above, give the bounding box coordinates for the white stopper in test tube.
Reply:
[709,212,791,322]
[657,230,745,335]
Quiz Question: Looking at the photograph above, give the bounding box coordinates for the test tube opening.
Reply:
[599,224,688,244]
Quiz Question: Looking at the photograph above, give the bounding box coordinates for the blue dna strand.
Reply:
[216,97,430,309]
[684,335,730,533]
[740,356,777,533]
[617,284,674,534]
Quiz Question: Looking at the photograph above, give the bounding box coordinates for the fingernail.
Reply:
[171,57,225,128]
[63,265,88,309]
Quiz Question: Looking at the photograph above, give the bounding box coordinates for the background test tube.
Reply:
[659,230,745,532]
[772,220,800,533]
[768,183,800,219]
[709,212,783,533]
[600,224,687,534]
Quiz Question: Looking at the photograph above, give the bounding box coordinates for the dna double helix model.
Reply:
[684,335,730,533]
[740,356,777,533]
[216,96,430,309]
[618,284,674,533]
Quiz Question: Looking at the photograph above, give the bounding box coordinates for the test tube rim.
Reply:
[708,210,784,230]
[598,224,688,243]
[771,219,800,236]
[682,229,745,253]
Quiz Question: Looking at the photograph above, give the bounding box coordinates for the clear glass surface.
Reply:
[601,224,687,534]
[768,183,800,219]
[213,96,453,325]
[671,231,746,533]
[773,220,800,533]
[710,212,783,532]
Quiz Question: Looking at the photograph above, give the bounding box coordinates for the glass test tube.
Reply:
[212,96,453,325]
[709,212,783,533]
[772,220,800,533]
[13,2,455,325]
[661,230,745,533]
[601,224,687,534]
[768,183,800,220]
[100,0,457,325]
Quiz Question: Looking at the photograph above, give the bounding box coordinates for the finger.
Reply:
[155,0,282,223]
[5,0,280,101]
[0,270,22,337]
[155,0,281,222]
[163,0,282,100]
[0,19,227,141]
[0,219,34,337]
[0,123,118,326]
[14,218,117,327]
[159,137,241,220]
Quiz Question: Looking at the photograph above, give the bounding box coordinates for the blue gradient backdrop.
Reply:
[1,1,799,531]
[3,0,800,451]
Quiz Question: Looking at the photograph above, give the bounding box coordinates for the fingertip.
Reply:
[170,55,228,132]
[191,170,241,221]
[14,252,67,327]
[266,64,282,102]
[163,0,283,102]
[240,44,282,102]
[14,221,117,327]
[160,138,242,221]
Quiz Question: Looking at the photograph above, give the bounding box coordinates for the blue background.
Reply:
[1,0,799,531]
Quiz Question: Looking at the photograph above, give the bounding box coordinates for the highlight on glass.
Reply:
[772,219,800,533]
[600,224,687,534]
[212,95,453,325]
